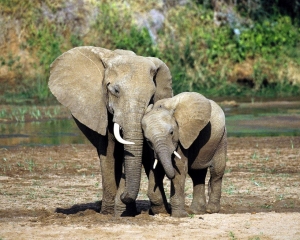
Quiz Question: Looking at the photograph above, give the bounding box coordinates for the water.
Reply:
[0,119,89,148]
[0,102,300,148]
[226,114,300,137]
[224,101,300,137]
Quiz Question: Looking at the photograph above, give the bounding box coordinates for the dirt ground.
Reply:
[0,136,300,239]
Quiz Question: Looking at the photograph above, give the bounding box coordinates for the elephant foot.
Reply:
[206,201,220,214]
[188,204,206,215]
[100,202,115,215]
[171,209,189,218]
[100,208,114,215]
[149,204,170,215]
[114,201,139,217]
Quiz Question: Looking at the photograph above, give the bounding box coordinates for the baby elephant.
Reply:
[142,92,227,217]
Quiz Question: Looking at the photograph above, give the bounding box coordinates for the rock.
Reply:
[135,9,165,44]
[40,0,98,37]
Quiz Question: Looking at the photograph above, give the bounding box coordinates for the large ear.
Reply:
[48,46,111,135]
[147,57,173,102]
[172,92,212,149]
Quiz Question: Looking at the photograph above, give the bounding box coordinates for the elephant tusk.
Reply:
[173,151,181,159]
[113,123,135,145]
[153,159,158,169]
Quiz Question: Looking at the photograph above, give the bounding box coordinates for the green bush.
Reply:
[0,0,299,103]
[238,16,299,58]
[158,3,300,98]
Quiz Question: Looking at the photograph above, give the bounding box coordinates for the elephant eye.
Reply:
[107,83,120,97]
[113,85,120,96]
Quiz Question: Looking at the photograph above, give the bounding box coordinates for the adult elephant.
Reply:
[48,46,172,216]
[142,92,227,217]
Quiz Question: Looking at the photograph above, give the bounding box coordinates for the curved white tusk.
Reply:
[113,123,135,145]
[173,151,181,159]
[153,159,158,169]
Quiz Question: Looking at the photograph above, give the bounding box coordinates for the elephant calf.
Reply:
[142,92,227,217]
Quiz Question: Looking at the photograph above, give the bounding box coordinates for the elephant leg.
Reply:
[170,157,189,218]
[99,131,119,215]
[188,168,208,214]
[206,138,226,213]
[147,166,170,215]
[73,117,118,215]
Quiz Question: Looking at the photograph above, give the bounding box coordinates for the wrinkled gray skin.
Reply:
[48,46,172,216]
[142,92,227,217]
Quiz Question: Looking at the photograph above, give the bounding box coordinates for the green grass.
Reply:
[0,106,62,122]
[222,180,237,195]
[229,231,237,240]
[25,159,36,172]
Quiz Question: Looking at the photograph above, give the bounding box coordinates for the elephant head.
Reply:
[142,92,211,179]
[48,46,172,204]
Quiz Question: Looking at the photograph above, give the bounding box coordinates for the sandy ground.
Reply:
[0,136,300,239]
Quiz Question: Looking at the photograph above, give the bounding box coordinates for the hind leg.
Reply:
[206,138,226,213]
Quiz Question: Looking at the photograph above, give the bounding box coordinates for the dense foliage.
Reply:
[0,0,299,103]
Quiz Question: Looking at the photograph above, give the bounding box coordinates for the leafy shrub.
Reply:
[238,16,299,58]
[0,0,300,103]
[159,2,300,97]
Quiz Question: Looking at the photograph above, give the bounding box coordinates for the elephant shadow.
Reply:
[55,200,151,215]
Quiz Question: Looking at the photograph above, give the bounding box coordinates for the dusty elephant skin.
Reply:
[142,92,227,217]
[48,46,173,216]
[0,137,299,239]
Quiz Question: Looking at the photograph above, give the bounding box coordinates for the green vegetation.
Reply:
[0,105,63,122]
[229,231,237,240]
[0,0,299,103]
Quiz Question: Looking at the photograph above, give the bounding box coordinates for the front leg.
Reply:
[170,153,188,218]
[73,117,118,215]
[99,131,120,215]
[147,165,170,215]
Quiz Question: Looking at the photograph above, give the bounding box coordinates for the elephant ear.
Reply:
[147,57,173,102]
[48,46,111,135]
[173,92,212,149]
[113,49,136,55]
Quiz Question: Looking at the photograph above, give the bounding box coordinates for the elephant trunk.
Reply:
[120,119,144,204]
[158,153,175,179]
[156,145,175,179]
